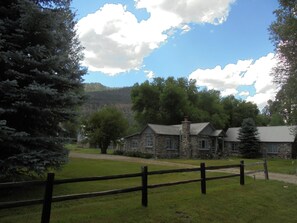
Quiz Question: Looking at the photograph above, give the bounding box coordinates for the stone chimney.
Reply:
[181,116,191,158]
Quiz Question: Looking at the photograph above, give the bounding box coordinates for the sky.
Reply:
[71,0,280,110]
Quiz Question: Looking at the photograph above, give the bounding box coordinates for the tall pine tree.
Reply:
[0,0,86,180]
[238,118,261,158]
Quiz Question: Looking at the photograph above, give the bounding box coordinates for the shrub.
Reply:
[113,150,153,159]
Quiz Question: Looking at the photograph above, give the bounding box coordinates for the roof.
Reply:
[148,124,180,135]
[225,126,297,143]
[211,130,225,137]
[148,122,217,136]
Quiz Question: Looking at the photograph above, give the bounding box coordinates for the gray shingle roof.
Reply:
[148,122,213,136]
[148,124,180,135]
[225,126,297,142]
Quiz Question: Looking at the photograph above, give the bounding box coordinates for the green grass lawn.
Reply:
[1,158,297,223]
[164,158,297,175]
[66,143,297,175]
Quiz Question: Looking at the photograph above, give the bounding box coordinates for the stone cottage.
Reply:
[122,118,225,158]
[224,126,296,158]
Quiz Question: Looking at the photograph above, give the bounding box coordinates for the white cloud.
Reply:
[76,0,235,75]
[246,90,276,111]
[239,91,250,96]
[181,24,191,34]
[76,4,164,75]
[189,53,278,109]
[136,0,236,25]
[221,88,238,97]
[145,70,155,79]
[189,59,253,90]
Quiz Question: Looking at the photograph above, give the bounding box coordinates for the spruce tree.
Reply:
[0,0,86,180]
[238,118,261,158]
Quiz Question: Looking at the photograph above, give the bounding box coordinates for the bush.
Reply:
[113,150,153,159]
[113,150,124,155]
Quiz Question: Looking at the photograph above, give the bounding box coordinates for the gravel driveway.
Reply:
[69,152,297,185]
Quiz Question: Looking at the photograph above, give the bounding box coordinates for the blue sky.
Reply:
[71,0,279,109]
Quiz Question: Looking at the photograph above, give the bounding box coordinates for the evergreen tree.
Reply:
[0,0,86,180]
[238,118,261,158]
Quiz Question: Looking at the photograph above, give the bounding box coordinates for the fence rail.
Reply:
[0,160,268,223]
[245,160,269,180]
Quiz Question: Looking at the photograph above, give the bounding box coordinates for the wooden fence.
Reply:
[245,159,269,180]
[0,160,268,223]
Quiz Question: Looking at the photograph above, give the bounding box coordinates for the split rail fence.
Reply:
[0,160,268,223]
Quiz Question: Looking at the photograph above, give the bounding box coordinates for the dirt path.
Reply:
[69,152,297,185]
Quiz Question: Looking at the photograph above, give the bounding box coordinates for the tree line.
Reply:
[131,77,270,130]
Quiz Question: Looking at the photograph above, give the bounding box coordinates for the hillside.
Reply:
[83,83,110,92]
[81,84,133,122]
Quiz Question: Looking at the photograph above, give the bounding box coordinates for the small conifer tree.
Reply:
[238,118,261,158]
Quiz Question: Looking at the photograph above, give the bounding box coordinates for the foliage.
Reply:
[85,107,128,154]
[261,99,286,125]
[269,0,297,125]
[221,95,262,128]
[113,150,153,159]
[131,77,263,129]
[0,0,85,180]
[238,118,261,158]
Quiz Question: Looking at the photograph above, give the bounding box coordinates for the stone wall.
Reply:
[155,135,179,158]
[224,141,292,159]
[191,136,213,158]
[261,142,292,159]
[123,129,180,158]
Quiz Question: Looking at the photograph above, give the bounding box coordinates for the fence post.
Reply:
[141,166,148,207]
[41,173,55,223]
[200,163,206,194]
[240,160,245,185]
[263,159,269,180]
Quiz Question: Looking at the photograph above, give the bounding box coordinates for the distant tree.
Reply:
[238,118,261,158]
[221,95,261,128]
[269,114,285,126]
[0,0,85,180]
[131,77,200,125]
[131,77,263,129]
[195,90,229,129]
[85,107,128,154]
[269,0,297,125]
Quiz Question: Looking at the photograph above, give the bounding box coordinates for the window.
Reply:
[145,134,153,147]
[166,137,175,150]
[198,139,208,150]
[267,144,278,154]
[131,140,138,149]
[231,143,238,152]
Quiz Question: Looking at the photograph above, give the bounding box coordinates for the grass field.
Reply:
[66,144,297,175]
[1,157,297,223]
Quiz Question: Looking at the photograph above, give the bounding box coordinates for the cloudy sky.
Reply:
[71,0,279,110]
